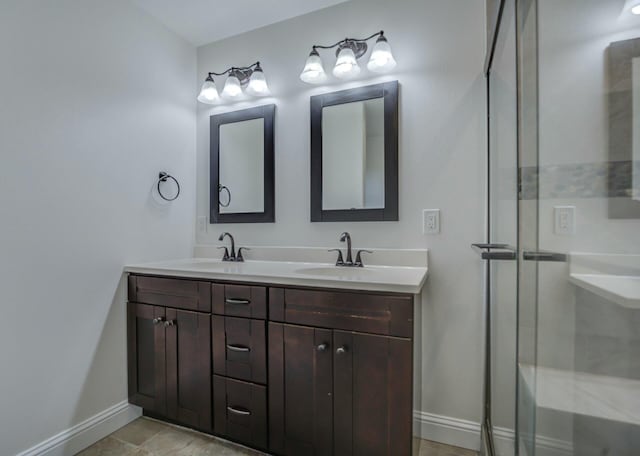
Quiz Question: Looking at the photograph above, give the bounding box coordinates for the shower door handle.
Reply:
[471,243,517,260]
[522,250,567,262]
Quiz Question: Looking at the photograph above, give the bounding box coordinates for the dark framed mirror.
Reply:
[609,37,640,218]
[310,81,398,222]
[210,104,275,223]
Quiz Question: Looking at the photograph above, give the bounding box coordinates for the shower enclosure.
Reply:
[478,1,640,455]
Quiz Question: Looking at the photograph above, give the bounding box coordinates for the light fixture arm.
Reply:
[207,62,262,85]
[310,31,385,58]
[209,61,262,76]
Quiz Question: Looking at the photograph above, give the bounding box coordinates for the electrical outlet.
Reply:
[554,206,575,235]
[197,216,208,234]
[423,209,440,234]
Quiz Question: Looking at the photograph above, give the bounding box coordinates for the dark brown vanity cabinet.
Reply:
[127,274,414,456]
[127,276,212,432]
[268,288,413,456]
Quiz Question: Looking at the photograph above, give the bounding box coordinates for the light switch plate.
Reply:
[423,209,440,234]
[554,206,575,235]
[197,216,208,234]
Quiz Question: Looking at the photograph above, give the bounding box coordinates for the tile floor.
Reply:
[77,417,478,456]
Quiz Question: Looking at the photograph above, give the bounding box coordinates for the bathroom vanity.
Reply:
[125,255,427,456]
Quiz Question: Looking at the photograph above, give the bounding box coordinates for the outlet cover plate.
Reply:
[197,216,208,233]
[554,206,575,235]
[423,209,440,234]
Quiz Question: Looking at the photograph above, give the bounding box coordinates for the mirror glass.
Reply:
[210,104,274,224]
[310,81,398,222]
[321,98,385,210]
[608,38,640,218]
[219,118,265,213]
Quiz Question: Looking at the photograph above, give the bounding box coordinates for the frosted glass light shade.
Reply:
[367,37,397,73]
[300,51,327,84]
[221,75,242,98]
[246,68,270,96]
[625,0,640,14]
[197,77,219,104]
[333,47,360,79]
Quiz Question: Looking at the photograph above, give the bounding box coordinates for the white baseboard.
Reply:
[413,410,481,451]
[492,426,573,456]
[414,412,572,455]
[15,401,141,456]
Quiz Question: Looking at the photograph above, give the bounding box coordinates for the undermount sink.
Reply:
[295,266,380,277]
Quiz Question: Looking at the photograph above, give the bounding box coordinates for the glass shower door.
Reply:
[516,1,640,455]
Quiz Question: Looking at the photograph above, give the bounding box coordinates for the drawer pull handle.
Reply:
[336,346,348,355]
[152,317,164,325]
[226,344,250,353]
[225,298,251,305]
[317,343,329,352]
[164,320,175,327]
[227,406,251,416]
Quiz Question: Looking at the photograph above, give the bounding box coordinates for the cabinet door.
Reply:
[127,303,166,416]
[165,308,212,432]
[269,323,333,456]
[333,331,413,456]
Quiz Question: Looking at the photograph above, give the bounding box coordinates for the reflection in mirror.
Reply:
[219,118,265,213]
[322,98,385,210]
[310,81,398,222]
[609,37,640,217]
[210,104,275,223]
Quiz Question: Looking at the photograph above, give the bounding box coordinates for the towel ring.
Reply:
[219,184,231,207]
[157,172,180,201]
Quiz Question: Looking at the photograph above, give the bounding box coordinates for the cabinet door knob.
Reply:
[336,346,347,355]
[164,320,175,327]
[152,317,164,325]
[316,343,329,352]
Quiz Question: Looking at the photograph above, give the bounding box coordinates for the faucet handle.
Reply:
[217,246,230,261]
[354,250,373,267]
[328,249,345,266]
[236,247,250,262]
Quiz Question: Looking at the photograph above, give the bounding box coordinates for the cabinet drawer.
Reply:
[213,375,267,451]
[269,287,413,337]
[212,316,266,384]
[212,284,267,319]
[128,275,211,313]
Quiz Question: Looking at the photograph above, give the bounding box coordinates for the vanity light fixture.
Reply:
[300,30,396,84]
[624,0,640,14]
[197,61,270,104]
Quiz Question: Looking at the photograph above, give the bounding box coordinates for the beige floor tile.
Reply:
[111,418,171,446]
[76,436,147,456]
[81,418,475,456]
[140,428,199,456]
[418,438,478,456]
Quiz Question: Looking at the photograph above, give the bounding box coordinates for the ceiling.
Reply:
[132,0,350,47]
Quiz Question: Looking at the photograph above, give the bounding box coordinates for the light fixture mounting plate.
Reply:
[336,40,368,59]
[231,68,254,86]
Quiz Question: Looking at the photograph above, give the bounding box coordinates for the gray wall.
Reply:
[196,0,487,432]
[0,1,196,454]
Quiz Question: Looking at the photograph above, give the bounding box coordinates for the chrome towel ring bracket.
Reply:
[157,172,180,201]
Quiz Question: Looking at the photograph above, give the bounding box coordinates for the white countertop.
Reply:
[124,258,428,294]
